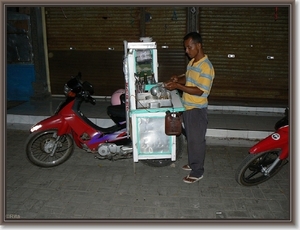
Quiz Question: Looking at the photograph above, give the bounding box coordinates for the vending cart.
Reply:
[123,39,185,163]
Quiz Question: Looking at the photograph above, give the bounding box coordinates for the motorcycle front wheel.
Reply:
[235,150,286,186]
[25,129,74,167]
[141,134,185,167]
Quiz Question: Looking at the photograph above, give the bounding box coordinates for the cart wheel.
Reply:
[141,134,185,167]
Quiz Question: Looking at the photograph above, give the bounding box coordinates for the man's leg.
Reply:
[183,108,207,178]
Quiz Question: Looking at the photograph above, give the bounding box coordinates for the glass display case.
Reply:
[123,39,185,163]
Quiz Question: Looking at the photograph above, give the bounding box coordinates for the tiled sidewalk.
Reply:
[5,128,290,221]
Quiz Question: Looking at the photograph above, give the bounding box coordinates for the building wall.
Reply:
[43,6,290,106]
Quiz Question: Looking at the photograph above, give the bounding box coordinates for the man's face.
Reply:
[184,37,200,59]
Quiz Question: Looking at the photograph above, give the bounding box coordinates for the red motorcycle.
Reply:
[25,73,183,168]
[235,108,289,186]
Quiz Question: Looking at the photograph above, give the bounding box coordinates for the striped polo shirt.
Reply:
[182,55,215,110]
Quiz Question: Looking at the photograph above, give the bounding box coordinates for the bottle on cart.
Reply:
[143,73,148,84]
[151,73,156,84]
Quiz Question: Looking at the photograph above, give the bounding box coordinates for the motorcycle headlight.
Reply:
[30,124,42,132]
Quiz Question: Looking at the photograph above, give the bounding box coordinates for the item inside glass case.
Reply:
[137,117,170,154]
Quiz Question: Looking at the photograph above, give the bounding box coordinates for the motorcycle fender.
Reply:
[249,127,289,155]
[30,114,70,135]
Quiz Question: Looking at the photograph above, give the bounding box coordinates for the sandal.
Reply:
[183,175,203,183]
[182,164,191,171]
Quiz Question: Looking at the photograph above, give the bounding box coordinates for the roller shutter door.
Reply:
[45,7,187,96]
[145,7,187,82]
[45,6,289,106]
[45,7,140,96]
[199,6,289,106]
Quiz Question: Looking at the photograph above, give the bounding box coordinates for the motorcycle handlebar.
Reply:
[68,73,95,105]
[89,96,96,105]
[78,90,96,105]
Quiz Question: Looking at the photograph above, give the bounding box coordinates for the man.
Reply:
[164,32,215,183]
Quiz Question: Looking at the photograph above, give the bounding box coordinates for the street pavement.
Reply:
[3,126,291,226]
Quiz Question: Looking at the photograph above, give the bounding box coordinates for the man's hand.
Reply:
[164,81,178,91]
[170,75,179,83]
[164,74,185,91]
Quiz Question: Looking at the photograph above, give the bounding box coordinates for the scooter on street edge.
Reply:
[235,108,289,186]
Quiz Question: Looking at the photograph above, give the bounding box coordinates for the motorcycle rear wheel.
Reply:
[26,129,74,167]
[235,150,286,186]
[141,134,185,167]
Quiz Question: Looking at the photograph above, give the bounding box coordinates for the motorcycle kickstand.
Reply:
[94,155,107,160]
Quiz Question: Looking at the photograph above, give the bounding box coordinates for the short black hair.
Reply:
[183,32,202,44]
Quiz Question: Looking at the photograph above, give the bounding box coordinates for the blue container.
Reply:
[7,64,35,101]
